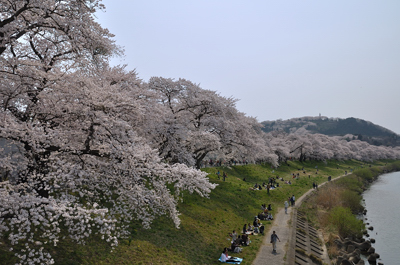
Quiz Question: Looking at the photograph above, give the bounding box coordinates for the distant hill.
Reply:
[261,116,400,147]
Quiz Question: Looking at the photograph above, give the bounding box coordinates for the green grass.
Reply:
[1,159,397,264]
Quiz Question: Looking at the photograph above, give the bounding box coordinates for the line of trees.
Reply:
[264,131,400,164]
[1,1,400,264]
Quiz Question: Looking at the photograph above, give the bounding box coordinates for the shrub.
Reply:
[316,186,341,210]
[335,175,363,193]
[328,207,364,239]
[386,161,400,171]
[340,190,363,214]
[327,244,340,259]
[369,167,383,175]
[353,168,374,182]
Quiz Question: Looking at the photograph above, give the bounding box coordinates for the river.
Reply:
[362,171,400,264]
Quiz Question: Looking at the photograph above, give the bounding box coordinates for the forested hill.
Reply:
[261,116,400,146]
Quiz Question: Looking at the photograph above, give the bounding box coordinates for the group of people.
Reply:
[216,170,228,181]
[258,204,274,221]
[205,158,249,168]
[221,230,281,262]
[312,182,319,189]
[223,210,268,257]
[292,172,300,178]
[220,213,267,263]
[283,195,295,214]
[250,175,305,191]
[251,181,280,191]
[228,228,251,254]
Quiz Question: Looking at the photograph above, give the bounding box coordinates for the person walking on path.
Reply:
[270,231,280,253]
[284,200,289,214]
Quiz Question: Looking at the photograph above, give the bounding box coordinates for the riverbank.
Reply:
[298,161,400,265]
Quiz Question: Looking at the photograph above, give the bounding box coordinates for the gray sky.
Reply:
[96,0,400,134]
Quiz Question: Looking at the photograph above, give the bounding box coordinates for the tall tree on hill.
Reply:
[0,1,216,264]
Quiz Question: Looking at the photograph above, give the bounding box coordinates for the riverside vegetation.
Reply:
[1,159,399,264]
[299,160,400,264]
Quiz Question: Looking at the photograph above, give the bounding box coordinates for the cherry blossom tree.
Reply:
[146,77,268,168]
[0,2,216,264]
[1,66,216,265]
[264,131,292,164]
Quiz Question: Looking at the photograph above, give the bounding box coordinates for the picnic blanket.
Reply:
[218,256,243,264]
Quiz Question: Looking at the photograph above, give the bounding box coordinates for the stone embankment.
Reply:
[333,237,384,265]
[286,210,327,265]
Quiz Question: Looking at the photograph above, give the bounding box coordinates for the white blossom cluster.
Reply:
[14,246,55,265]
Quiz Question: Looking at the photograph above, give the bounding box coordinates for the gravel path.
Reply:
[251,198,296,265]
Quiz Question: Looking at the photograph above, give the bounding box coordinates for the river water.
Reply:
[362,171,400,264]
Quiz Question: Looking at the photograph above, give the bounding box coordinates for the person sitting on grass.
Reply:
[230,230,238,242]
[247,223,253,232]
[259,225,265,235]
[260,211,269,220]
[241,233,250,246]
[253,217,261,233]
[267,213,273,220]
[220,247,238,262]
[235,235,243,246]
[230,240,242,253]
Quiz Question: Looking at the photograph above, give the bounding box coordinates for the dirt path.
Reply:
[251,200,293,264]
[252,174,347,265]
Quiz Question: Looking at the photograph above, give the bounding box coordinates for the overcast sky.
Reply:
[96,0,400,134]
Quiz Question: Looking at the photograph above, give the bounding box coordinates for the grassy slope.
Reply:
[1,159,395,264]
